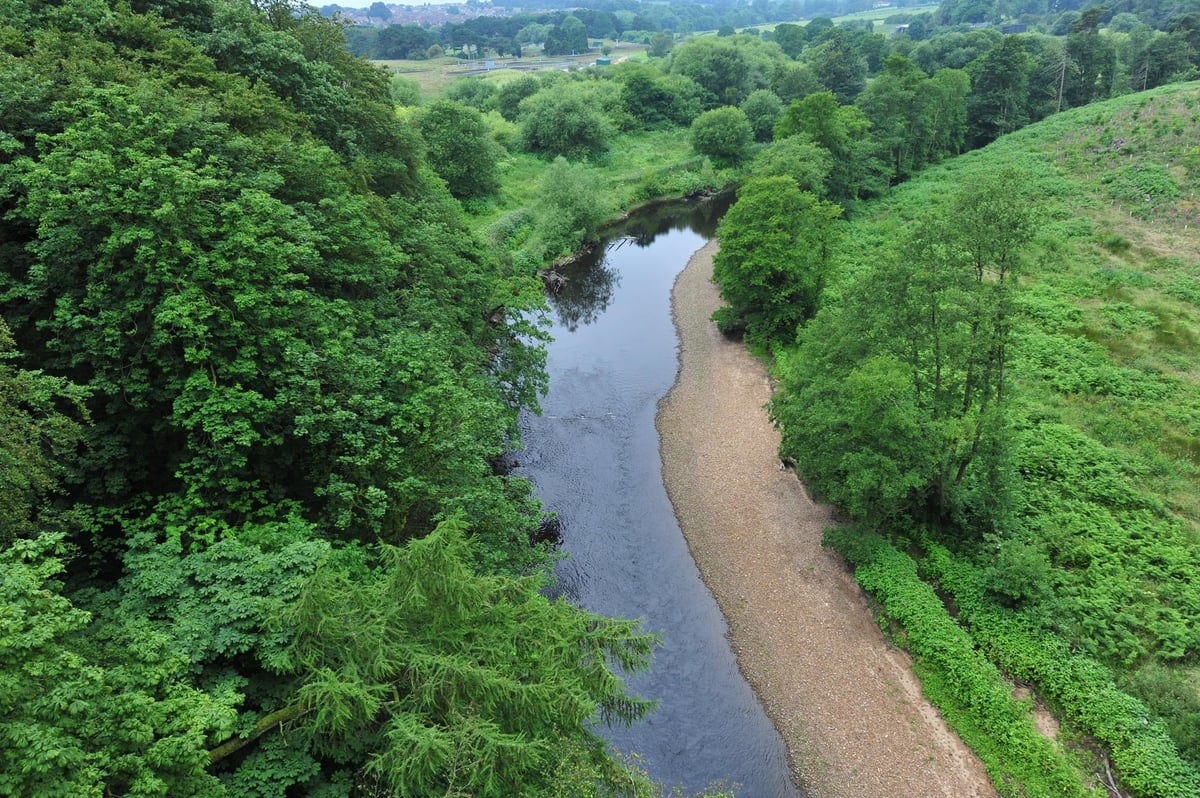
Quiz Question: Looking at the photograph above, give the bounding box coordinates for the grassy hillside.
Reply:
[851,81,1200,529]
[807,81,1200,796]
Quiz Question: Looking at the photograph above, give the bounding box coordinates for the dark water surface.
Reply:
[516,198,800,797]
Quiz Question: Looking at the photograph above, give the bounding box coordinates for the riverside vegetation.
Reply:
[763,83,1200,798]
[3,0,1200,796]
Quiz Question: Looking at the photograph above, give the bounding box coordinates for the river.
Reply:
[515,197,800,797]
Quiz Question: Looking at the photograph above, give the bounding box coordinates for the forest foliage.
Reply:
[0,1,663,795]
[5,0,1200,794]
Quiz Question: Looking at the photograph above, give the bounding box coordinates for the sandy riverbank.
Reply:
[655,240,997,798]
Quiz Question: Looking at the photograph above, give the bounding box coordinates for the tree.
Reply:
[804,26,867,103]
[771,61,823,103]
[775,91,884,201]
[617,63,703,128]
[771,22,807,59]
[545,14,588,56]
[918,68,971,165]
[854,54,928,182]
[648,31,674,57]
[1064,22,1117,108]
[494,75,541,121]
[532,157,615,259]
[390,74,422,106]
[670,36,751,107]
[771,170,1034,528]
[377,24,429,59]
[518,83,612,160]
[967,36,1032,146]
[711,176,843,344]
[445,77,498,110]
[0,322,88,546]
[418,99,501,199]
[690,106,753,166]
[368,1,390,22]
[0,3,685,794]
[265,517,658,798]
[750,136,833,196]
[0,534,241,797]
[740,88,783,142]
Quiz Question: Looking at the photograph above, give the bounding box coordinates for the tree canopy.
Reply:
[0,1,657,793]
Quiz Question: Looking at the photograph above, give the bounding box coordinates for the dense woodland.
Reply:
[3,0,1200,795]
[0,1,665,795]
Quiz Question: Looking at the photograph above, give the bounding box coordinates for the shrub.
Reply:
[518,84,612,160]
[690,106,753,166]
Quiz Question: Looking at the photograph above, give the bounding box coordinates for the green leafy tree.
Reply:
[855,54,929,182]
[0,321,88,546]
[690,105,753,166]
[418,99,501,199]
[0,3,674,795]
[648,31,674,57]
[771,61,823,104]
[750,136,833,196]
[0,534,239,797]
[518,83,612,160]
[670,36,750,107]
[771,170,1034,528]
[545,14,588,56]
[775,91,884,201]
[390,74,422,106]
[531,157,615,258]
[711,176,843,344]
[368,1,390,22]
[919,68,971,164]
[740,88,783,142]
[771,22,807,59]
[804,26,867,103]
[1064,18,1117,108]
[445,77,499,111]
[377,24,430,59]
[967,35,1033,145]
[493,74,541,121]
[617,63,704,128]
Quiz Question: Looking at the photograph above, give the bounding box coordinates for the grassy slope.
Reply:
[829,81,1200,795]
[845,81,1200,534]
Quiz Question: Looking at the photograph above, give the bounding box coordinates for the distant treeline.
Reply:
[342,0,1200,63]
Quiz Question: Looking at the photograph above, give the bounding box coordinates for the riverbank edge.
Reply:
[655,239,998,798]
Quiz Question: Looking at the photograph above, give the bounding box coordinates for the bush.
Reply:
[519,84,612,160]
[532,157,614,258]
[690,106,753,166]
[836,534,1097,798]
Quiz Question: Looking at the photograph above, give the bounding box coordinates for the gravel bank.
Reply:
[656,240,998,798]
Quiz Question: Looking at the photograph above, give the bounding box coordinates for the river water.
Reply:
[515,198,800,797]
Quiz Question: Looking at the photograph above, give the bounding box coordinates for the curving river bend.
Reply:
[515,198,800,797]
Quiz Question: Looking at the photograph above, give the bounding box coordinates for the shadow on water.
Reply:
[518,192,801,798]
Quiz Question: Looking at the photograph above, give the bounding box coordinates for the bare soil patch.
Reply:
[656,240,998,798]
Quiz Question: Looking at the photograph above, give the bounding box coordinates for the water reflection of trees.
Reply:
[547,193,734,331]
[620,194,731,244]
[548,253,620,332]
